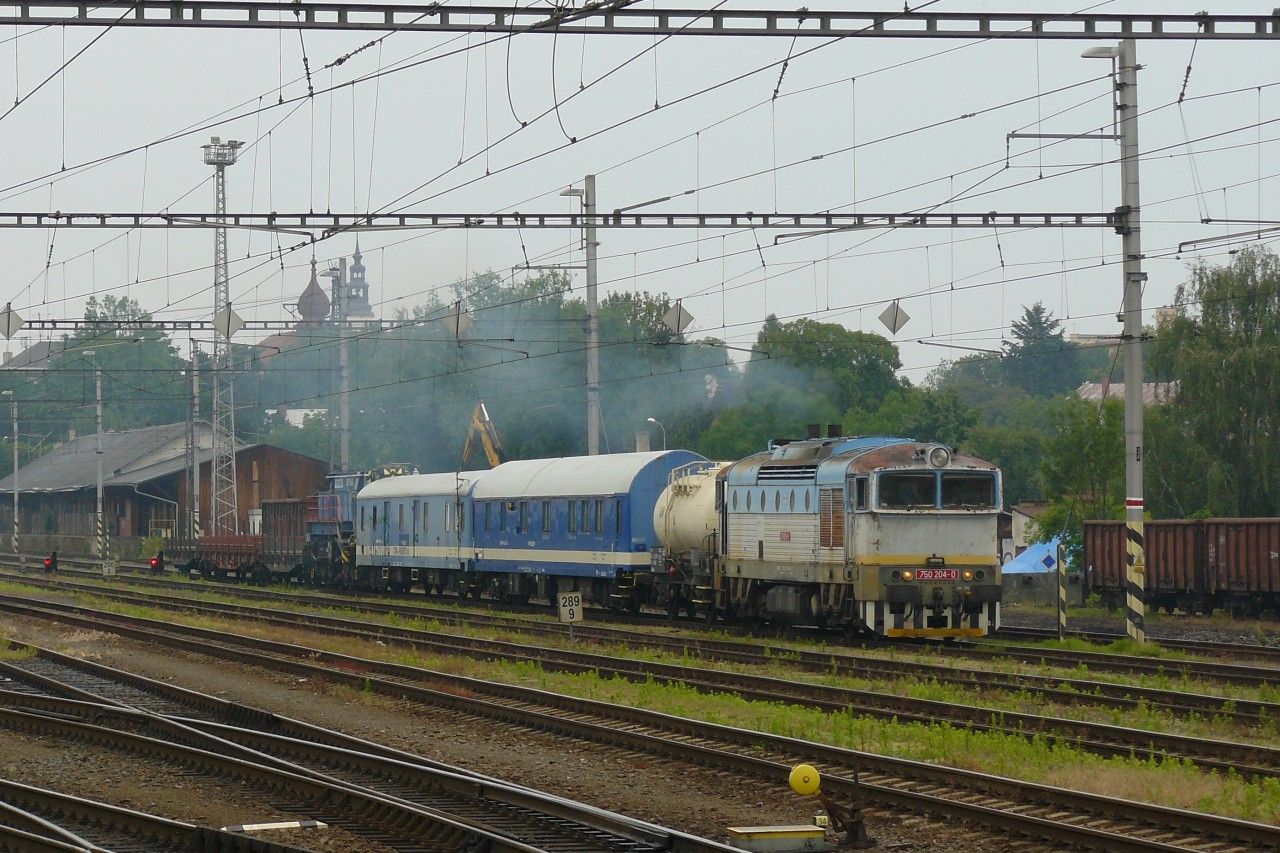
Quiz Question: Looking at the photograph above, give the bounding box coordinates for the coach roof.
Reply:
[473,450,704,499]
[358,471,485,500]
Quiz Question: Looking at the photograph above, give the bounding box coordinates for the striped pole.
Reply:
[1057,541,1067,641]
[1125,512,1145,643]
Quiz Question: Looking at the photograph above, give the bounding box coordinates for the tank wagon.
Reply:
[1085,518,1280,616]
[654,434,1003,637]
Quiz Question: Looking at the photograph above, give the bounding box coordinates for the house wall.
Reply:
[176,445,328,534]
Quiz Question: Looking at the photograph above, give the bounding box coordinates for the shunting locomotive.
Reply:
[653,429,1003,637]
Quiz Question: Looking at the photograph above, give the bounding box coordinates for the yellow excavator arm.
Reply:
[462,401,505,468]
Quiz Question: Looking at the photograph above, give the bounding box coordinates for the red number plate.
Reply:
[916,569,959,581]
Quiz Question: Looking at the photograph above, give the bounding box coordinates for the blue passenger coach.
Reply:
[354,472,481,593]
[471,450,704,605]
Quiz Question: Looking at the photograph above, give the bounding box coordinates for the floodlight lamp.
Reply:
[1080,46,1119,59]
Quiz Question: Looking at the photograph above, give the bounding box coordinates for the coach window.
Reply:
[581,500,590,534]
[855,477,869,511]
[542,501,551,533]
[519,501,528,534]
[360,506,366,531]
[398,504,405,530]
[483,502,491,531]
[499,503,507,532]
[594,499,603,534]
[615,499,622,536]
[372,505,378,529]
[458,501,465,531]
[568,501,577,533]
[423,502,429,532]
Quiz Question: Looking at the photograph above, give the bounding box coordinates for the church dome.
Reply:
[297,260,331,322]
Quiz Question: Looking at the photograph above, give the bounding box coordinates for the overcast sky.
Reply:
[0,1,1276,382]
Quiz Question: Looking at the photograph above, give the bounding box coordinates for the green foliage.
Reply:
[843,387,977,448]
[751,315,903,413]
[138,535,166,559]
[1033,397,1124,563]
[1150,247,1280,516]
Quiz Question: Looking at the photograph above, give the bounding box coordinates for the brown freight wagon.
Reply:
[1205,518,1280,617]
[1083,520,1210,614]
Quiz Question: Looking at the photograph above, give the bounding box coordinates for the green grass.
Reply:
[0,636,36,661]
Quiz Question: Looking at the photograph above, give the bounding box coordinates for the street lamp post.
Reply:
[83,351,110,572]
[3,390,16,566]
[646,417,667,451]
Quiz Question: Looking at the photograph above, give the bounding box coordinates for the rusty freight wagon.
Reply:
[174,498,310,583]
[1205,518,1280,617]
[1083,520,1209,614]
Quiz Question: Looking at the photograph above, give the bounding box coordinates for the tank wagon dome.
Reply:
[357,471,486,500]
[473,449,705,498]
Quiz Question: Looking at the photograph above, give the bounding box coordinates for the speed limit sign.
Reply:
[558,592,584,624]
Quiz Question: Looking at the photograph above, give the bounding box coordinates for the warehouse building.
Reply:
[0,422,327,556]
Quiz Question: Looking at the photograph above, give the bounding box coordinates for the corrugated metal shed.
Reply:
[0,422,222,493]
[1075,381,1179,406]
[359,471,485,499]
[472,450,703,498]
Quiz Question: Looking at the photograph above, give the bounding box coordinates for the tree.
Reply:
[749,316,902,414]
[1001,302,1093,397]
[1032,397,1124,564]
[1151,247,1280,516]
[843,387,977,448]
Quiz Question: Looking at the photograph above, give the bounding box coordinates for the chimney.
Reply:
[827,424,842,438]
[806,424,821,440]
[635,430,652,452]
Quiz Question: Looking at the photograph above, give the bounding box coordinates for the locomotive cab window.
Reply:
[941,472,997,509]
[854,477,869,511]
[878,472,937,509]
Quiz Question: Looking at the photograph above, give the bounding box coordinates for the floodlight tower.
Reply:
[202,136,243,535]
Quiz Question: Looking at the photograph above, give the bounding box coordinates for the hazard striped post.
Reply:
[1126,507,1145,643]
[1057,541,1067,641]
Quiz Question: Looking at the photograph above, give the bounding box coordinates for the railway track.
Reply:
[1,591,1276,852]
[7,569,1278,722]
[996,623,1280,662]
[0,642,733,853]
[0,775,309,853]
[8,571,1280,781]
[21,556,1280,682]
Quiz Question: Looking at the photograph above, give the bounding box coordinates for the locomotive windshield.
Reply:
[877,470,997,510]
[941,472,997,509]
[878,473,936,509]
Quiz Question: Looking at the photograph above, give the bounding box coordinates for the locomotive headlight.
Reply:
[962,569,974,581]
[891,570,902,581]
[975,570,985,580]
[901,570,914,581]
[927,446,951,468]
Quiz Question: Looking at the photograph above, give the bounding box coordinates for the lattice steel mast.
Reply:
[202,137,243,535]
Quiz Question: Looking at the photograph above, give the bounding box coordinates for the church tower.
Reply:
[345,241,376,320]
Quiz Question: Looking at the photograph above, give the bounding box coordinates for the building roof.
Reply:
[472,450,704,499]
[1011,500,1050,519]
[0,422,323,494]
[1075,381,1179,406]
[1,340,58,370]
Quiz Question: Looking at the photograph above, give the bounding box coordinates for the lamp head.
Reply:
[1080,46,1119,59]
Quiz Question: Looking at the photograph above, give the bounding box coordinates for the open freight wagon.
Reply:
[1083,518,1280,616]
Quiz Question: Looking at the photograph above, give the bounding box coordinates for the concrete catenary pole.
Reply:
[190,354,201,539]
[93,355,109,569]
[584,175,601,456]
[6,390,17,563]
[338,256,351,471]
[1117,39,1146,643]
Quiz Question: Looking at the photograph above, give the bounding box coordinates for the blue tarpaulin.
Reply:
[1003,536,1063,574]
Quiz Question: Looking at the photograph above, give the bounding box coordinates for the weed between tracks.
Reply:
[5,576,1280,745]
[6,579,1280,824]
[0,635,35,660]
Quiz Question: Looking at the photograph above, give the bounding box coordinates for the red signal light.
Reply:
[43,557,51,568]
[149,557,159,568]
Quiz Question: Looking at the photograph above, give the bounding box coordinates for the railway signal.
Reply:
[43,551,56,572]
[149,551,164,573]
